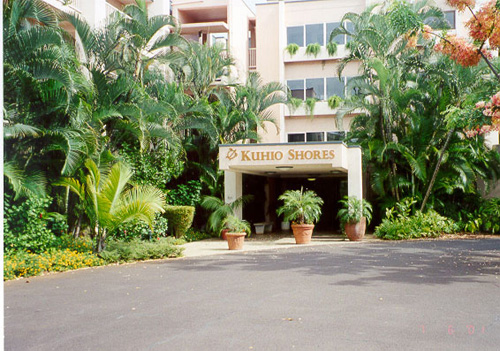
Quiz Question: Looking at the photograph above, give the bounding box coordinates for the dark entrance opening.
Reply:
[243,174,348,232]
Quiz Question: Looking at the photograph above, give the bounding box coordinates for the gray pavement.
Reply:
[4,238,500,350]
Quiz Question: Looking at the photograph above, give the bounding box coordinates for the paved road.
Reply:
[5,239,500,350]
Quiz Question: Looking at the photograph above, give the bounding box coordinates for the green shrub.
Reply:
[4,249,104,280]
[4,194,59,254]
[182,228,213,242]
[99,238,184,263]
[375,210,457,240]
[167,180,202,207]
[163,206,195,238]
[119,142,184,192]
[114,214,169,241]
[479,198,500,233]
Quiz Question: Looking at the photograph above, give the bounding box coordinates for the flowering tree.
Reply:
[432,0,500,135]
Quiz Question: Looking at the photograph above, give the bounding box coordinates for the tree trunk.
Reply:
[420,128,454,211]
[73,214,82,238]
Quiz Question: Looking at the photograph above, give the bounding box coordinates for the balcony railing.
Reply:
[105,3,130,19]
[248,48,256,70]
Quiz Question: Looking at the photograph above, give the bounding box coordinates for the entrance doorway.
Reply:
[242,174,347,232]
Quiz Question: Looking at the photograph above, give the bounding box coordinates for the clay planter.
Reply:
[221,228,229,241]
[344,217,367,241]
[226,232,246,250]
[291,224,315,244]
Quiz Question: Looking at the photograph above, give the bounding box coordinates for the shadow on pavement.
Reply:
[165,239,500,287]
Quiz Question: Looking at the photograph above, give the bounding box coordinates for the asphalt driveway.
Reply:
[5,239,500,350]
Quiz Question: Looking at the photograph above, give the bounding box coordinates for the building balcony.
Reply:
[248,47,256,71]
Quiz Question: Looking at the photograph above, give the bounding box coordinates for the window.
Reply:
[306,23,324,45]
[444,11,455,29]
[426,10,455,30]
[210,33,228,49]
[326,22,345,45]
[287,80,305,100]
[327,131,345,141]
[346,76,362,97]
[306,78,324,100]
[345,21,355,43]
[288,133,305,143]
[306,132,324,142]
[287,26,304,46]
[326,77,345,98]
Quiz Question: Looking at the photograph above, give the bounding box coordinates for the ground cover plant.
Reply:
[374,198,457,240]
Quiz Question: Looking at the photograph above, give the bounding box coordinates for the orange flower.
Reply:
[446,0,476,12]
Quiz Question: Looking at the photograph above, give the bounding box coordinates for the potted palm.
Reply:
[201,195,252,239]
[337,196,373,241]
[276,188,324,244]
[223,215,251,250]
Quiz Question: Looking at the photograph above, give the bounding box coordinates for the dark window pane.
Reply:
[444,11,455,29]
[288,133,305,143]
[326,77,345,98]
[306,132,324,142]
[327,131,345,141]
[287,26,304,46]
[346,21,354,43]
[326,22,345,45]
[306,23,324,46]
[306,78,324,100]
[287,79,304,100]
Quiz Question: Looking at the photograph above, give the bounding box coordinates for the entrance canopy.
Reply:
[220,142,354,176]
[219,142,363,218]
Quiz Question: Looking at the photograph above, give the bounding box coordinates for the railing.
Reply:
[71,0,82,11]
[105,3,119,17]
[248,48,256,70]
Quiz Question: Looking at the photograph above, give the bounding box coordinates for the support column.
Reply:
[347,147,363,200]
[224,171,243,219]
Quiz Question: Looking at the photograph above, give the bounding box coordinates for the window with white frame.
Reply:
[326,22,345,45]
[288,77,350,101]
[306,23,324,46]
[286,21,354,48]
[287,26,304,46]
[287,131,346,143]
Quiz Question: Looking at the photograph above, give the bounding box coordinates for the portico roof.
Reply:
[219,142,360,177]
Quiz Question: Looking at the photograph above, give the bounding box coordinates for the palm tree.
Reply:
[172,41,234,99]
[55,159,165,252]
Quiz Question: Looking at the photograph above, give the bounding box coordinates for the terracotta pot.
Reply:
[226,232,246,250]
[221,228,229,241]
[291,224,315,244]
[344,217,367,241]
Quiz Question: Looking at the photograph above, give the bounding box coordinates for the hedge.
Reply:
[163,206,195,238]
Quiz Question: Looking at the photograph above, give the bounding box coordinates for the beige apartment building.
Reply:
[42,0,498,226]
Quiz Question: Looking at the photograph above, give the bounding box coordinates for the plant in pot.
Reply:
[337,196,373,241]
[223,215,251,250]
[201,195,252,240]
[276,188,324,244]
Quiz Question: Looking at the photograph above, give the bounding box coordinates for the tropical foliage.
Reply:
[333,1,500,218]
[277,188,324,225]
